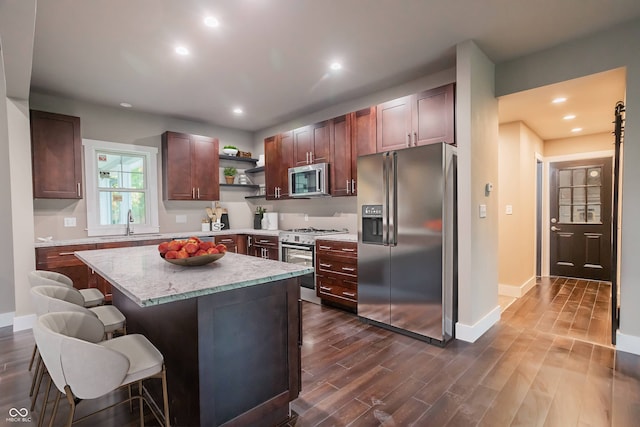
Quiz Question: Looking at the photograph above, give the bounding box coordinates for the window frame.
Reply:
[83,139,159,237]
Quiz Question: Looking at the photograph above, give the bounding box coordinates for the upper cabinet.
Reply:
[293,120,330,166]
[265,131,293,200]
[162,131,219,201]
[377,83,455,151]
[30,110,83,199]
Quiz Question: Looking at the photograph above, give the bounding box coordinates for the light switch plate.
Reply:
[505,205,513,215]
[479,204,487,218]
[63,217,76,227]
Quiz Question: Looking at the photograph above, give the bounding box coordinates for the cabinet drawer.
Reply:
[316,240,357,257]
[317,275,358,302]
[251,235,278,247]
[36,244,97,268]
[317,254,357,278]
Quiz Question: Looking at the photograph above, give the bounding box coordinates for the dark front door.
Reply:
[549,158,612,280]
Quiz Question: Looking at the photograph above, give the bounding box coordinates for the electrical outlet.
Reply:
[63,217,76,227]
[505,205,513,215]
[304,214,309,222]
[479,204,487,218]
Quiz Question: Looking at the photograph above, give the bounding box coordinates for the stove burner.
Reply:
[287,227,343,233]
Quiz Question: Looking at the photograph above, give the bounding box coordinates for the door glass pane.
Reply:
[559,188,572,205]
[99,191,146,225]
[559,170,572,187]
[587,186,601,203]
[587,167,602,185]
[573,206,586,223]
[587,204,601,223]
[559,206,572,223]
[572,187,586,204]
[572,169,586,186]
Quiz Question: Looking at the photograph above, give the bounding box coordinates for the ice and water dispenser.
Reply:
[362,204,383,244]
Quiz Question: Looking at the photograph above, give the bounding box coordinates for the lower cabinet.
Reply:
[35,244,97,290]
[214,234,246,254]
[248,235,279,260]
[315,240,358,311]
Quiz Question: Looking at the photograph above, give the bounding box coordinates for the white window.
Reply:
[83,139,159,236]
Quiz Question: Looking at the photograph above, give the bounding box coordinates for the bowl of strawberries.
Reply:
[157,236,227,266]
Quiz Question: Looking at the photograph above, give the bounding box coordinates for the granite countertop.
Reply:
[315,233,357,243]
[75,245,313,307]
[34,228,281,248]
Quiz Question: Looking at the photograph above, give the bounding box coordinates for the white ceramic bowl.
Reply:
[223,148,238,156]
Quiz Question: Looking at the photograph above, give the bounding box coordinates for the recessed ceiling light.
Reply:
[329,62,342,71]
[119,102,132,108]
[552,97,567,104]
[571,127,583,132]
[204,16,219,27]
[175,46,189,56]
[232,107,243,115]
[563,114,576,120]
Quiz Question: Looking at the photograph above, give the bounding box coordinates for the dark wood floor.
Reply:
[1,277,639,426]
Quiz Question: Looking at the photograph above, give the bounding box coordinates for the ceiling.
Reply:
[26,0,640,133]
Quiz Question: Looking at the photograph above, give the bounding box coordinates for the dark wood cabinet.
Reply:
[293,121,330,166]
[162,131,219,201]
[377,83,455,151]
[331,107,377,197]
[214,234,246,254]
[315,240,358,311]
[248,235,279,260]
[35,244,97,292]
[265,131,293,200]
[30,110,83,199]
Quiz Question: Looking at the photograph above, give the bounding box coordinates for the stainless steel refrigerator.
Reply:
[357,142,457,345]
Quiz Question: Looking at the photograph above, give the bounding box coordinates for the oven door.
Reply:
[281,243,315,289]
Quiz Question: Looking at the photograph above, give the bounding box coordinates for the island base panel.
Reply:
[112,277,301,427]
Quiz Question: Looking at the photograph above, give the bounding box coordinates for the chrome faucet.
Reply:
[126,209,134,235]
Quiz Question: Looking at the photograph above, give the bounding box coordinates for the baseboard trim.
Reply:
[455,305,501,343]
[13,314,36,332]
[616,330,640,356]
[0,311,14,328]
[499,276,536,298]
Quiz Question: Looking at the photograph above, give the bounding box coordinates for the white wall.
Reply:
[496,18,640,355]
[455,40,500,342]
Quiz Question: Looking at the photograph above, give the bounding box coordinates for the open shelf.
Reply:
[245,195,266,199]
[219,155,258,163]
[245,166,265,173]
[220,183,259,189]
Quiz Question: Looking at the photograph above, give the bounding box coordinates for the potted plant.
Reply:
[254,206,266,229]
[223,167,237,184]
[222,145,238,156]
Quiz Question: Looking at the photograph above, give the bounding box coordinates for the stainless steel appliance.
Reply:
[357,142,457,345]
[279,228,348,303]
[288,163,330,197]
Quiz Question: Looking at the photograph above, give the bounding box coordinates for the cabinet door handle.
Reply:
[310,152,314,163]
[58,252,75,256]
[319,245,332,250]
[346,180,350,194]
[413,132,418,146]
[197,188,200,199]
[258,239,271,243]
[320,286,332,292]
[342,267,356,272]
[342,291,356,298]
[341,248,356,252]
[407,133,411,147]
[76,182,81,197]
[319,263,332,268]
[351,179,356,193]
[306,152,309,164]
[192,188,195,199]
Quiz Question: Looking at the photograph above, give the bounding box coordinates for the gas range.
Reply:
[279,228,348,245]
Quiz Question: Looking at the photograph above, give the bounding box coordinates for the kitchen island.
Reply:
[75,245,313,427]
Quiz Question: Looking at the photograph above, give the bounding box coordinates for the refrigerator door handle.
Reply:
[383,153,390,246]
[391,151,398,246]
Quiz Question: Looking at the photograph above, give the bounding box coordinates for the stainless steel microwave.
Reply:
[288,163,330,197]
